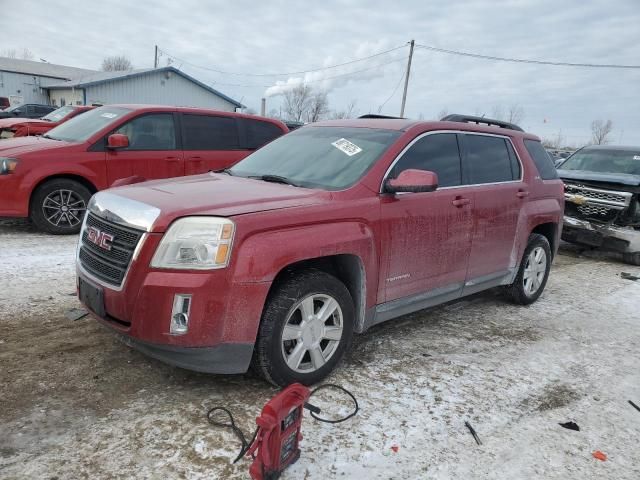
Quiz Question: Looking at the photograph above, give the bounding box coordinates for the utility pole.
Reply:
[261,98,266,116]
[154,45,158,68]
[400,39,414,117]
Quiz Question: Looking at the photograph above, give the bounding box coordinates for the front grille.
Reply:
[79,213,144,287]
[564,183,631,208]
[577,204,614,217]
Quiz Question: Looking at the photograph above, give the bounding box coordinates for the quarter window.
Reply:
[182,114,240,150]
[524,139,558,180]
[389,133,462,187]
[464,135,516,184]
[114,114,176,150]
[242,119,284,149]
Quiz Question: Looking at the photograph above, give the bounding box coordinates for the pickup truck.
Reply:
[558,145,640,265]
[76,114,564,386]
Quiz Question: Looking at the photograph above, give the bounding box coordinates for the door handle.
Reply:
[452,196,470,207]
[516,190,530,198]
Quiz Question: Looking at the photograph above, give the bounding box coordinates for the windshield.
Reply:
[4,104,24,113]
[229,126,401,190]
[42,106,76,122]
[560,148,640,175]
[45,106,130,142]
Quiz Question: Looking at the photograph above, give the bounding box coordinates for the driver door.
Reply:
[379,132,474,303]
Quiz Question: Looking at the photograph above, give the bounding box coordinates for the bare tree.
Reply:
[437,108,449,120]
[282,84,313,122]
[590,119,613,145]
[543,131,565,149]
[306,91,329,123]
[267,108,281,119]
[2,48,34,60]
[330,100,358,120]
[491,104,524,124]
[102,55,133,71]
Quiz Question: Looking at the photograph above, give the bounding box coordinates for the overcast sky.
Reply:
[4,0,639,145]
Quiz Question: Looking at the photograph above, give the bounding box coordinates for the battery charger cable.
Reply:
[206,383,358,462]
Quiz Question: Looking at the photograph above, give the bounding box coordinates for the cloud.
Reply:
[264,40,406,97]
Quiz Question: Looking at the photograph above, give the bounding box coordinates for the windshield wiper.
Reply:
[252,174,299,187]
[42,134,60,141]
[214,168,234,176]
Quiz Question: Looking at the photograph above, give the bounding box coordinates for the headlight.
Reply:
[0,157,18,175]
[151,217,235,270]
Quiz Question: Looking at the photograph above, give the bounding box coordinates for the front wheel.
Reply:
[506,233,552,305]
[252,269,355,386]
[30,179,92,234]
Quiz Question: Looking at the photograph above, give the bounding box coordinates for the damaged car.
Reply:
[558,145,640,265]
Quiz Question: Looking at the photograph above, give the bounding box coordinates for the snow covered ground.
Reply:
[1,219,639,479]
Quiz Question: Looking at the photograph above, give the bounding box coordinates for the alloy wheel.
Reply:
[523,246,547,295]
[281,294,344,373]
[42,189,87,228]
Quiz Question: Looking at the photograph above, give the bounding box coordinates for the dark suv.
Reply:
[0,103,55,119]
[76,114,564,386]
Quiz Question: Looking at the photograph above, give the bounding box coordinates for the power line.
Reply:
[206,55,408,89]
[415,43,640,69]
[378,68,405,113]
[158,44,406,77]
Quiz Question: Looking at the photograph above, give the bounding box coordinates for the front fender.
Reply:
[232,220,378,307]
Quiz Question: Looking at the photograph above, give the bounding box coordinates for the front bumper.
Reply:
[115,333,254,374]
[562,215,640,253]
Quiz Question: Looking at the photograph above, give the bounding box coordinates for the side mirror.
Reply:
[107,133,129,149]
[384,169,439,194]
[12,110,22,116]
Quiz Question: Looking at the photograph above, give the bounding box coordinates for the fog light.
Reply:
[170,294,191,335]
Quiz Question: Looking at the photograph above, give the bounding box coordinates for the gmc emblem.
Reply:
[87,226,114,251]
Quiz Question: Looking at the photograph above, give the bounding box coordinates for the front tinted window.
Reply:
[45,106,130,142]
[182,114,239,150]
[42,106,75,122]
[559,148,640,175]
[230,126,401,190]
[115,113,176,150]
[524,139,558,179]
[465,135,515,184]
[242,119,284,149]
[389,133,462,187]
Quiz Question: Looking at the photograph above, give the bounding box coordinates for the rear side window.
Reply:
[389,133,462,187]
[182,114,240,150]
[524,139,558,180]
[242,119,284,149]
[464,135,515,184]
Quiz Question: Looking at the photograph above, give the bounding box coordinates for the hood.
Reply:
[558,169,640,187]
[106,173,329,231]
[0,117,45,128]
[0,135,74,156]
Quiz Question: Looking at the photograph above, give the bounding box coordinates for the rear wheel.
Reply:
[623,252,640,266]
[30,179,91,234]
[252,269,355,386]
[506,234,552,305]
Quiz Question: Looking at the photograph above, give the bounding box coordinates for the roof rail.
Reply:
[358,114,406,120]
[440,114,524,132]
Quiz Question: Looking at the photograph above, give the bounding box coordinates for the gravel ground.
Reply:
[1,219,639,480]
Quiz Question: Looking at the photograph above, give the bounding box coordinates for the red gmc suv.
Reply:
[0,105,287,233]
[76,114,564,386]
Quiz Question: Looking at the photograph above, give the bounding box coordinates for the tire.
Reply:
[252,269,355,387]
[623,252,640,266]
[506,233,552,305]
[30,178,92,234]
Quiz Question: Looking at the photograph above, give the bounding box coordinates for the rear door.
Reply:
[180,113,248,175]
[380,132,473,303]
[105,112,184,185]
[460,133,526,291]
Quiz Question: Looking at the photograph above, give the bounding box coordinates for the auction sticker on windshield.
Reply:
[332,138,362,156]
[100,113,118,119]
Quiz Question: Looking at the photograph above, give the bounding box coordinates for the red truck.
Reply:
[0,105,288,233]
[0,105,94,140]
[76,114,564,386]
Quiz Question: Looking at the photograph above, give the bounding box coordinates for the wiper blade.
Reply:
[214,168,234,176]
[42,134,60,141]
[253,174,299,187]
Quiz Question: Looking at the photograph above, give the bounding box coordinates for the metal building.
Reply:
[0,57,94,105]
[47,67,243,111]
[0,58,243,111]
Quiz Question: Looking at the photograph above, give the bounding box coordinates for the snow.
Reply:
[1,220,639,479]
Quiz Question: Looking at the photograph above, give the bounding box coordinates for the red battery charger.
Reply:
[246,383,313,480]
